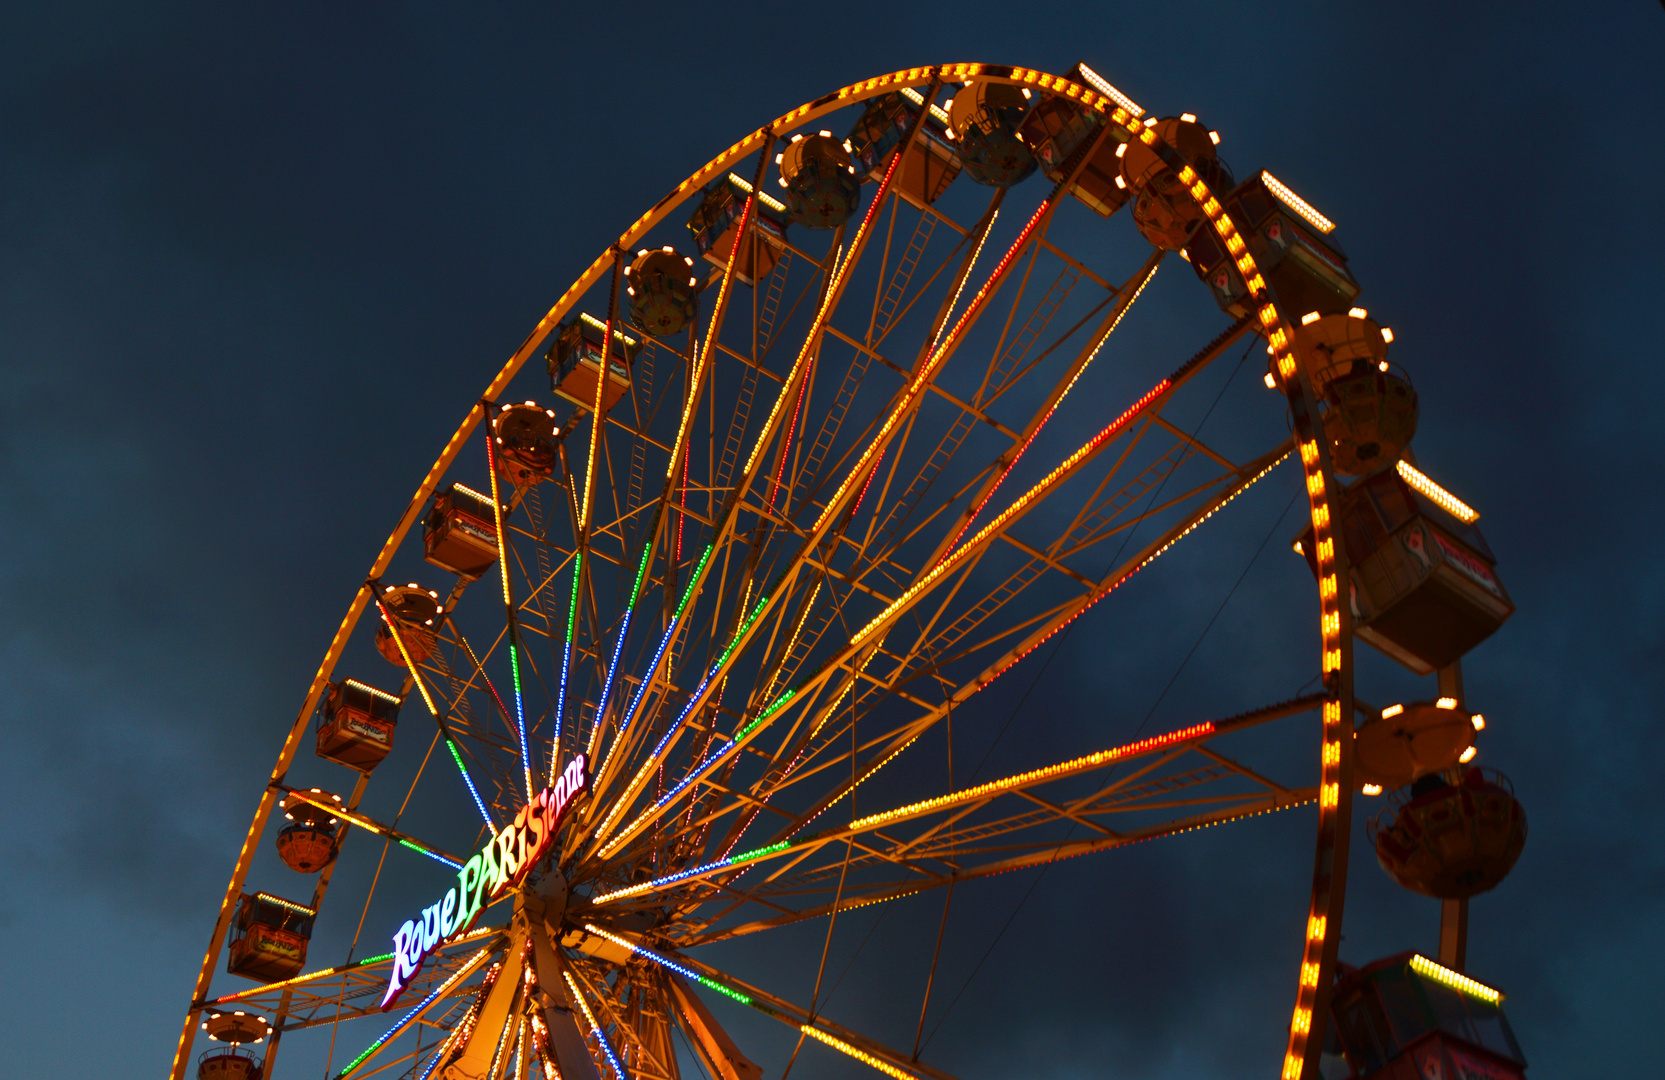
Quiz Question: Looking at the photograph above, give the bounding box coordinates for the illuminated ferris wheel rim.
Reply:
[173,59,1420,1080]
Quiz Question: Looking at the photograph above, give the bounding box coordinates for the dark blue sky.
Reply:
[2,3,1662,1078]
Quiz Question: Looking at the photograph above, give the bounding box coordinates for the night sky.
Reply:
[3,4,1662,1079]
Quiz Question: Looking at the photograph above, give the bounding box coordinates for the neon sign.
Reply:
[380,754,588,1009]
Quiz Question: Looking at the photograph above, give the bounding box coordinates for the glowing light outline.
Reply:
[1409,954,1503,1004]
[1396,459,1480,523]
[562,970,626,1080]
[1260,170,1336,234]
[336,945,493,1078]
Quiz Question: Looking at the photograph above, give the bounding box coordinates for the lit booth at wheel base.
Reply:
[227,892,315,981]
[548,312,640,415]
[1327,952,1526,1079]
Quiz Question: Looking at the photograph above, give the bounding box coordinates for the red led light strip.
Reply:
[807,197,1054,543]
[941,259,1161,559]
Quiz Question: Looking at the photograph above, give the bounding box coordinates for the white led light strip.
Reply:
[1074,63,1143,118]
[1396,460,1479,523]
[1259,171,1336,234]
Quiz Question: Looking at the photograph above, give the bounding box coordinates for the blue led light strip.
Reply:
[595,594,781,850]
[335,947,491,1078]
[618,543,712,732]
[448,738,497,833]
[562,970,626,1080]
[593,542,653,746]
[593,840,790,904]
[550,550,582,785]
[632,684,793,828]
[581,924,755,1005]
[397,839,463,870]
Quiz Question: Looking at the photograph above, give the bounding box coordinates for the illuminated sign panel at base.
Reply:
[381,754,588,1009]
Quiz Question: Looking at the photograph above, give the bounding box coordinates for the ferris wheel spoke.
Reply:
[309,941,500,1080]
[791,703,1319,888]
[908,250,1166,580]
[693,787,1317,945]
[599,697,1322,924]
[275,784,466,867]
[578,928,960,1080]
[721,442,1293,855]
[565,959,679,1080]
[586,199,1147,863]
[341,1045,429,1080]
[279,967,481,1035]
[862,192,998,363]
[206,928,501,1018]
[901,437,1288,693]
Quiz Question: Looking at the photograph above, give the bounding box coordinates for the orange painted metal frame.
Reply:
[172,62,1352,1080]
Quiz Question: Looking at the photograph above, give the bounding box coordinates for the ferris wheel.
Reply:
[173,62,1529,1080]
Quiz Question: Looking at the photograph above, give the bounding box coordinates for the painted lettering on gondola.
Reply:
[344,717,391,743]
[380,754,588,1009]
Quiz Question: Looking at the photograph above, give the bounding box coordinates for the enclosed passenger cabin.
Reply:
[198,1012,269,1080]
[492,401,559,486]
[1368,768,1527,899]
[374,584,443,667]
[227,893,314,982]
[276,789,340,873]
[198,1047,262,1080]
[425,483,499,577]
[1017,83,1129,218]
[1330,952,1526,1078]
[845,89,961,210]
[778,132,862,229]
[1295,312,1419,476]
[548,313,639,414]
[1294,469,1513,674]
[1323,361,1418,477]
[423,482,500,581]
[946,81,1037,188]
[627,247,698,338]
[1188,169,1360,319]
[1118,115,1231,251]
[316,678,401,771]
[686,173,790,287]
